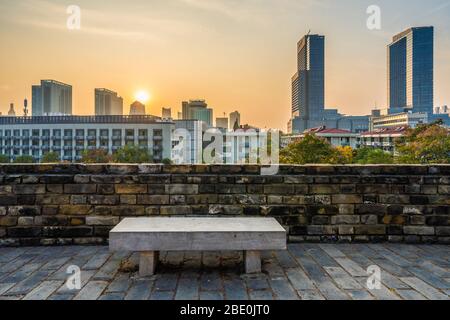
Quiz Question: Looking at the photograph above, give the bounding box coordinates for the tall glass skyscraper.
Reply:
[388,27,434,115]
[291,34,325,120]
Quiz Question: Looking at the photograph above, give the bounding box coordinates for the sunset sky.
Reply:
[1,0,450,130]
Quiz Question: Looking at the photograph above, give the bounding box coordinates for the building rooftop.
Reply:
[361,126,409,136]
[0,115,171,125]
[304,126,352,134]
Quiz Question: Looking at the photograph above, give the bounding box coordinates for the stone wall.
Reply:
[0,164,449,246]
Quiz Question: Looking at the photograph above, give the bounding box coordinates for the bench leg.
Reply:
[244,251,261,274]
[139,251,159,277]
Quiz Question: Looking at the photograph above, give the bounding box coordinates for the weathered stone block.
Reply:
[97,184,115,195]
[86,216,120,226]
[403,226,435,236]
[354,225,386,235]
[361,215,378,225]
[0,217,18,226]
[331,215,360,225]
[71,195,87,205]
[120,195,137,205]
[64,184,97,194]
[74,175,90,184]
[216,185,246,194]
[115,184,147,194]
[436,227,450,236]
[8,227,41,237]
[18,217,34,226]
[111,206,145,216]
[0,196,18,205]
[332,195,363,204]
[88,195,119,205]
[438,185,450,195]
[59,205,93,215]
[160,206,192,215]
[310,185,339,194]
[137,195,170,205]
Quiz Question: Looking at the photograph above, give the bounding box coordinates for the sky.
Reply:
[1,0,450,131]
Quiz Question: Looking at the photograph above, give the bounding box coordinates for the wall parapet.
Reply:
[0,164,449,246]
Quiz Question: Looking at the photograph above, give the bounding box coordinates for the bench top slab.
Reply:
[109,217,287,252]
[110,217,286,233]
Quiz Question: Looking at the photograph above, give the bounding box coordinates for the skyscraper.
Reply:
[292,34,325,121]
[32,80,72,116]
[129,101,146,115]
[388,27,434,115]
[181,100,213,126]
[95,89,123,116]
[229,111,241,130]
[162,107,172,119]
[216,117,228,129]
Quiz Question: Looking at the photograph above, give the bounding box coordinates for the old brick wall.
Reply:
[0,164,449,246]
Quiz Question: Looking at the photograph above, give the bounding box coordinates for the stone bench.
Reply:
[109,217,287,276]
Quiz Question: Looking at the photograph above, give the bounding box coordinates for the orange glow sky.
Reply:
[1,0,450,131]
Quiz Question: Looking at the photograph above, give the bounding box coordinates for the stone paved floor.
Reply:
[0,244,449,300]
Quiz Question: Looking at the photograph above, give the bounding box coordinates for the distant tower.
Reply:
[229,111,241,130]
[129,101,146,115]
[162,107,172,119]
[23,99,29,117]
[8,103,16,116]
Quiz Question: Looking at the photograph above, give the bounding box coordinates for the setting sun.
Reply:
[135,90,151,103]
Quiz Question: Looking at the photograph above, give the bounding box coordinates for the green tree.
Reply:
[395,122,450,164]
[328,146,354,164]
[354,147,394,164]
[161,158,173,165]
[112,145,153,163]
[0,154,10,163]
[81,149,112,163]
[41,152,60,163]
[13,155,34,163]
[280,134,336,164]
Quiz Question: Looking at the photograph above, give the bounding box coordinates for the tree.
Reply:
[328,146,354,164]
[161,158,173,165]
[81,149,111,163]
[395,122,450,164]
[13,155,34,164]
[41,152,60,163]
[354,147,394,164]
[0,154,10,163]
[280,134,336,164]
[112,145,153,163]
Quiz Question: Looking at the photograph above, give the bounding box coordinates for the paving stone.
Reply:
[400,277,448,300]
[286,268,316,290]
[83,253,111,270]
[0,283,14,295]
[270,279,299,300]
[5,270,52,295]
[395,289,427,300]
[345,290,374,300]
[23,281,63,300]
[154,274,179,291]
[297,290,325,300]
[334,258,367,277]
[106,273,131,293]
[93,258,121,281]
[224,278,248,300]
[273,251,298,269]
[150,290,175,300]
[175,278,199,300]
[73,280,108,300]
[48,293,75,300]
[125,280,153,300]
[42,257,71,270]
[405,266,450,289]
[249,290,274,300]
[56,270,95,295]
[99,292,125,300]
[324,267,363,290]
[245,278,270,291]
[200,291,224,300]
[200,272,223,291]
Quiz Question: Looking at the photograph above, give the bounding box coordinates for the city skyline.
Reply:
[2,0,450,130]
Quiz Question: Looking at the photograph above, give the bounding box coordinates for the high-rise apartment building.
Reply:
[95,89,123,116]
[129,101,146,116]
[216,117,228,130]
[388,27,434,115]
[162,107,172,119]
[229,111,241,130]
[181,100,213,126]
[32,80,72,116]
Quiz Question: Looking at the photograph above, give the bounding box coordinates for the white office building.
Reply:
[0,115,173,162]
[32,80,72,116]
